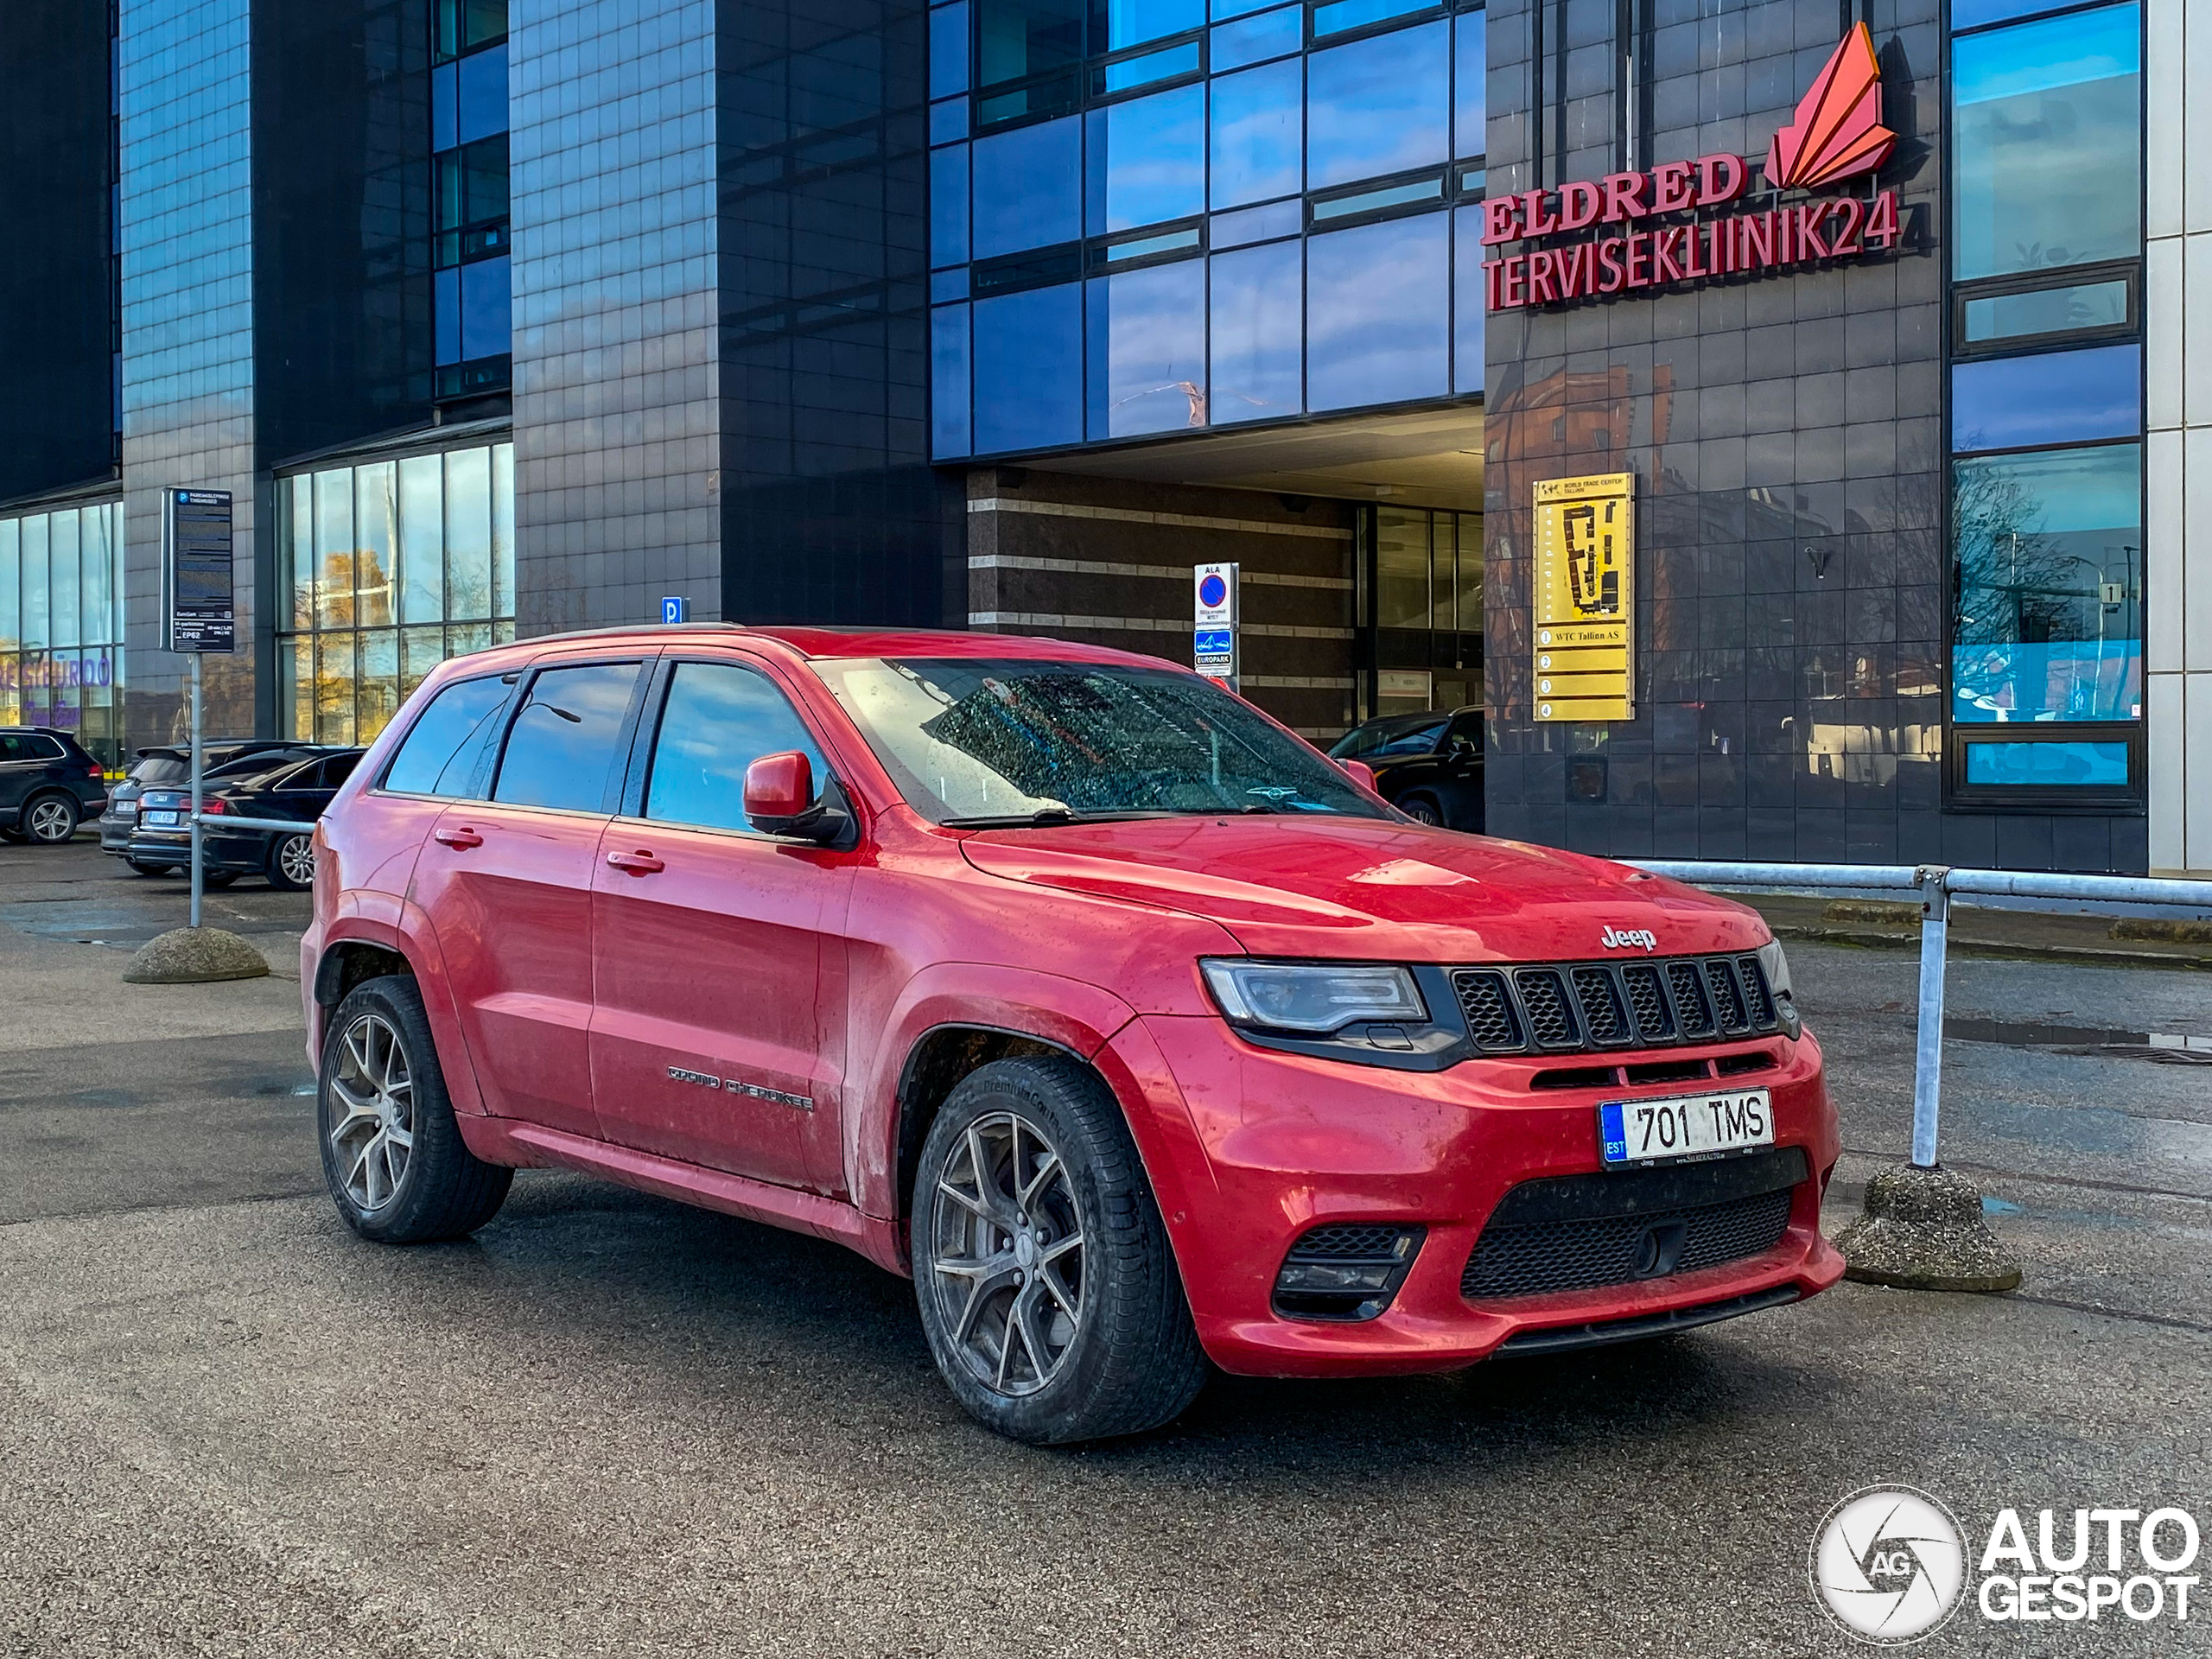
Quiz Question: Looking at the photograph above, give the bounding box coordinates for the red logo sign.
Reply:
[1481,28,1903,314]
[1765,22,1897,190]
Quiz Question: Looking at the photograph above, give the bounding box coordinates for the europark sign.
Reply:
[1483,24,1901,313]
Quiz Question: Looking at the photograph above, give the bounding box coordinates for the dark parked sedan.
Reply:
[1328,706,1484,830]
[129,747,365,889]
[100,740,320,870]
[0,726,110,845]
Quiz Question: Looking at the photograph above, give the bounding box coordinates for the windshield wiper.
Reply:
[942,806,1176,828]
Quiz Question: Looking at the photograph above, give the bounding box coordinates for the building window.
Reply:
[931,0,1484,459]
[276,443,515,746]
[1947,0,2142,808]
[431,0,510,404]
[1365,505,1481,715]
[0,501,125,767]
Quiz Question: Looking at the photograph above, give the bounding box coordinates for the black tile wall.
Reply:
[1483,0,2142,871]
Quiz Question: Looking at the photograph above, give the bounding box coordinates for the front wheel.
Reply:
[318,975,512,1243]
[912,1055,1206,1444]
[266,830,315,890]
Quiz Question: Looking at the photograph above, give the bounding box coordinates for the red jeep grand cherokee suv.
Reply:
[302,626,1842,1443]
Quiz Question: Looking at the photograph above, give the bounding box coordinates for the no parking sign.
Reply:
[1193,563,1239,690]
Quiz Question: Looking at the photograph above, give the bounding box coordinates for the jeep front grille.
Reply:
[1448,953,1781,1057]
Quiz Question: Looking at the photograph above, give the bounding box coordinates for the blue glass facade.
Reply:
[928,0,1487,458]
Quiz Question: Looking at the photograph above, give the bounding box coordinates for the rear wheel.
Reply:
[1398,792,1443,826]
[22,793,79,844]
[265,830,315,891]
[912,1054,1206,1444]
[318,975,512,1243]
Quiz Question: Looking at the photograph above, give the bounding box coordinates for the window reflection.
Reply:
[1092,0,1205,52]
[1306,212,1449,410]
[1208,241,1302,423]
[1211,3,1300,71]
[1452,205,1485,394]
[1951,344,2139,453]
[1962,278,2128,345]
[0,502,125,762]
[931,143,969,266]
[1964,740,2129,786]
[1951,442,2142,723]
[933,303,973,457]
[1209,59,1301,207]
[973,116,1082,257]
[1306,20,1448,191]
[974,283,1084,451]
[1453,9,1484,159]
[1087,84,1205,232]
[979,0,1086,89]
[1953,4,2139,280]
[276,442,518,744]
[1088,260,1207,437]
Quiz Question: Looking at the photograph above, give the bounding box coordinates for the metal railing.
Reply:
[1628,861,2210,1170]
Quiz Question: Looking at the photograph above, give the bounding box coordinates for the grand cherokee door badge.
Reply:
[664,1065,813,1111]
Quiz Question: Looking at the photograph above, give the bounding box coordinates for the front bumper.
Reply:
[1122,1014,1843,1378]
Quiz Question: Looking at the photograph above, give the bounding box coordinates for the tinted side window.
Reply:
[24,735,65,761]
[385,675,513,798]
[324,752,363,788]
[0,737,26,762]
[132,756,189,784]
[644,660,826,833]
[493,662,643,811]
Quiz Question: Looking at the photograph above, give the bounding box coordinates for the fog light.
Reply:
[1271,1224,1426,1323]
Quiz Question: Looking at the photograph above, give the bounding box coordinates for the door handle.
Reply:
[434,825,484,849]
[606,849,665,876]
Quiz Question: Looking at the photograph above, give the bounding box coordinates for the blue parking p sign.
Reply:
[661,595,690,625]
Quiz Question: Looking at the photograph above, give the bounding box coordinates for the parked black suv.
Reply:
[0,727,110,845]
[101,741,323,873]
[1328,706,1484,830]
[129,747,364,889]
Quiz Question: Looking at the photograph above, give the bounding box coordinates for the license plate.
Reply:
[143,810,182,827]
[1599,1089,1773,1166]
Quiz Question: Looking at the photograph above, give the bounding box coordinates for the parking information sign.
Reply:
[1193,563,1239,689]
[162,489,236,654]
[1532,473,1634,722]
[661,595,690,624]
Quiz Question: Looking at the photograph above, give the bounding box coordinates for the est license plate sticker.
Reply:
[1599,1089,1773,1166]
[143,810,183,827]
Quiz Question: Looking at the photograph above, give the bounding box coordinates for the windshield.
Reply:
[810,658,1389,824]
[1330,716,1446,760]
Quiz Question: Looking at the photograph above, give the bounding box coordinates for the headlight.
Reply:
[1755,938,1801,1037]
[1200,959,1427,1033]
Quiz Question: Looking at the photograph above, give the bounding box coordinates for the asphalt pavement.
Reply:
[2,836,2208,1656]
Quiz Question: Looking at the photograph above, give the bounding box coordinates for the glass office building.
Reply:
[0,0,2202,872]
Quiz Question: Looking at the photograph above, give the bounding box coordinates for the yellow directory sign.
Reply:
[1532,472,1635,721]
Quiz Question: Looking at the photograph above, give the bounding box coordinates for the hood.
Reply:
[957,816,1767,963]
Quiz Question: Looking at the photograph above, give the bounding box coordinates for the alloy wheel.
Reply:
[327,1013,416,1213]
[277,833,315,887]
[26,798,75,842]
[927,1111,1086,1397]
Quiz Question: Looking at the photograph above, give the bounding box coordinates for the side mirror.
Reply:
[1339,759,1378,791]
[743,751,847,842]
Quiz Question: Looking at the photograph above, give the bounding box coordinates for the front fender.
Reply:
[850,963,1144,1222]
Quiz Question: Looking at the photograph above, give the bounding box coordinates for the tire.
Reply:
[317,974,512,1243]
[1399,792,1443,826]
[126,858,180,877]
[265,830,315,891]
[22,792,79,844]
[0,826,25,844]
[912,1054,1207,1445]
[201,869,240,889]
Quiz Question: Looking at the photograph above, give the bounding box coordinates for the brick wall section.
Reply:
[965,469,1358,740]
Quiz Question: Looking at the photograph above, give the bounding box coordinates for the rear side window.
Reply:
[2,734,66,761]
[384,675,513,798]
[643,660,826,833]
[493,661,643,811]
